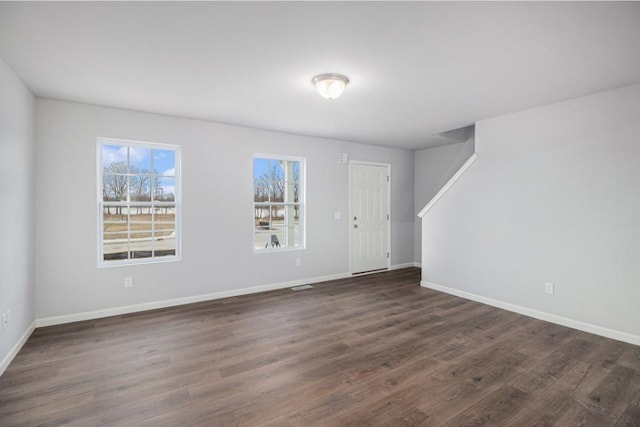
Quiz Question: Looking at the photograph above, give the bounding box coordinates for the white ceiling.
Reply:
[1,2,639,150]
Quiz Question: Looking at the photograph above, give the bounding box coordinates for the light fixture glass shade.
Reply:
[312,73,349,99]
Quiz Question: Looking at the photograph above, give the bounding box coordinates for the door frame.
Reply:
[348,160,392,274]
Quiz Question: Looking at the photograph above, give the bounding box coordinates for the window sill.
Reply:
[97,256,181,268]
[253,246,306,255]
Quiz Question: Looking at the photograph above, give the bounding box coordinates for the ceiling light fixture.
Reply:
[312,73,349,99]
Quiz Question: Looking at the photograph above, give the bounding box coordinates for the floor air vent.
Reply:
[291,285,313,291]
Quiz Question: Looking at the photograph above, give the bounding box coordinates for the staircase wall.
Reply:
[420,84,640,342]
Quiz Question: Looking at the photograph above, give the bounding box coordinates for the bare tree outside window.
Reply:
[99,140,180,265]
[253,156,304,251]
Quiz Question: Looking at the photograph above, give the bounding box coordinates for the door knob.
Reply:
[353,224,359,228]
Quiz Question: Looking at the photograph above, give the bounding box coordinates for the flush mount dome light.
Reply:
[312,73,349,99]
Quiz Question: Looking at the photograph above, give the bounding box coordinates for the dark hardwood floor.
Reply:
[1,268,639,426]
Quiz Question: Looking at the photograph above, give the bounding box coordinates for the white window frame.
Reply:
[253,153,306,253]
[97,137,182,267]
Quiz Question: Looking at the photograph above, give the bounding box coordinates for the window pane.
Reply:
[271,160,285,182]
[292,161,300,203]
[253,158,270,202]
[254,205,270,227]
[284,180,296,203]
[154,150,176,177]
[103,174,128,201]
[154,227,176,258]
[254,182,268,203]
[279,160,299,203]
[103,208,128,236]
[154,226,175,239]
[103,232,129,261]
[293,215,301,247]
[268,159,285,202]
[271,204,283,225]
[131,250,153,259]
[281,204,299,248]
[154,204,175,219]
[254,206,272,249]
[129,176,151,202]
[155,177,176,201]
[253,158,269,178]
[129,209,152,234]
[155,206,176,256]
[130,231,153,259]
[270,180,284,202]
[102,145,128,169]
[129,146,151,173]
[153,213,176,236]
[269,205,285,248]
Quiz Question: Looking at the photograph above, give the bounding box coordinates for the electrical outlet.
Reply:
[296,258,301,267]
[545,282,554,295]
[2,312,8,330]
[124,277,133,288]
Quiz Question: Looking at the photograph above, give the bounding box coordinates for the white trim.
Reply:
[351,268,390,277]
[0,320,35,377]
[417,153,478,218]
[414,262,422,268]
[253,246,306,255]
[390,262,419,270]
[96,255,181,269]
[421,280,640,346]
[97,136,179,151]
[348,160,392,274]
[36,271,352,327]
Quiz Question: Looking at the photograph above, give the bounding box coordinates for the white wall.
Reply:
[414,138,474,262]
[0,58,35,369]
[421,84,640,340]
[35,99,414,319]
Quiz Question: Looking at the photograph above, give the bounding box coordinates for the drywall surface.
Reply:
[0,58,35,366]
[414,139,474,262]
[422,84,640,337]
[34,99,414,318]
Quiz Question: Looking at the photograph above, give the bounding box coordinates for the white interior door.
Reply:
[350,162,390,274]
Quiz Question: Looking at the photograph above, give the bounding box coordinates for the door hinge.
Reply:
[387,214,390,220]
[387,175,390,182]
[387,252,390,259]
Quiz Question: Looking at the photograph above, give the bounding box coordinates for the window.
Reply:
[253,155,305,252]
[98,138,181,266]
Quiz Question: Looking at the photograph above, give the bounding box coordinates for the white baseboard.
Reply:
[421,280,640,347]
[390,262,420,270]
[36,265,425,328]
[413,262,422,268]
[0,320,35,376]
[36,272,353,328]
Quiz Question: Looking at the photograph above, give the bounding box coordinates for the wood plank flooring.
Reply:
[1,268,639,426]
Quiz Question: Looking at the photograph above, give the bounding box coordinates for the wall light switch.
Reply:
[334,212,342,220]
